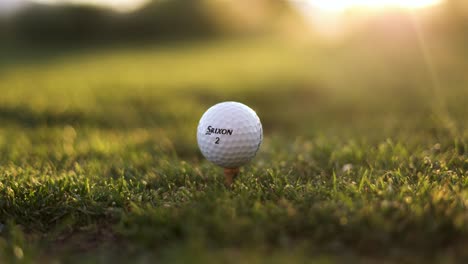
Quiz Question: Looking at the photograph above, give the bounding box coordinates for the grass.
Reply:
[0,33,467,263]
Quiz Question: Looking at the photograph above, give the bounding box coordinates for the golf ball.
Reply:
[197,102,263,168]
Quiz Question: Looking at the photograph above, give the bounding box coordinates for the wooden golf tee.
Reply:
[224,168,240,187]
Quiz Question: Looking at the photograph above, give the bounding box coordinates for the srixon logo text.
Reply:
[205,126,233,136]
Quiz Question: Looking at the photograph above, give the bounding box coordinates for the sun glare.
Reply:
[305,0,442,12]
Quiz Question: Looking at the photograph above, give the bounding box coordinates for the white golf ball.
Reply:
[197,102,263,168]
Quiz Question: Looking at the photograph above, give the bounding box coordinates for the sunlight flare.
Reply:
[303,0,442,12]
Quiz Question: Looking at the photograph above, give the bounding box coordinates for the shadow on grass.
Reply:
[0,81,326,130]
[0,101,175,129]
[0,106,94,128]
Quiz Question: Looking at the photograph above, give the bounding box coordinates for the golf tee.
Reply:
[224,168,240,187]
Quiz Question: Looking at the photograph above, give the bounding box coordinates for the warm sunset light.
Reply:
[302,0,443,12]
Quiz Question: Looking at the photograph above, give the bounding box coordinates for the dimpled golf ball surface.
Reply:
[197,102,263,168]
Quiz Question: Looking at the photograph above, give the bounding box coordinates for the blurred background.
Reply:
[1,0,468,46]
[1,1,468,261]
[0,0,467,154]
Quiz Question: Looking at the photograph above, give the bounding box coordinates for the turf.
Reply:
[0,35,467,263]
